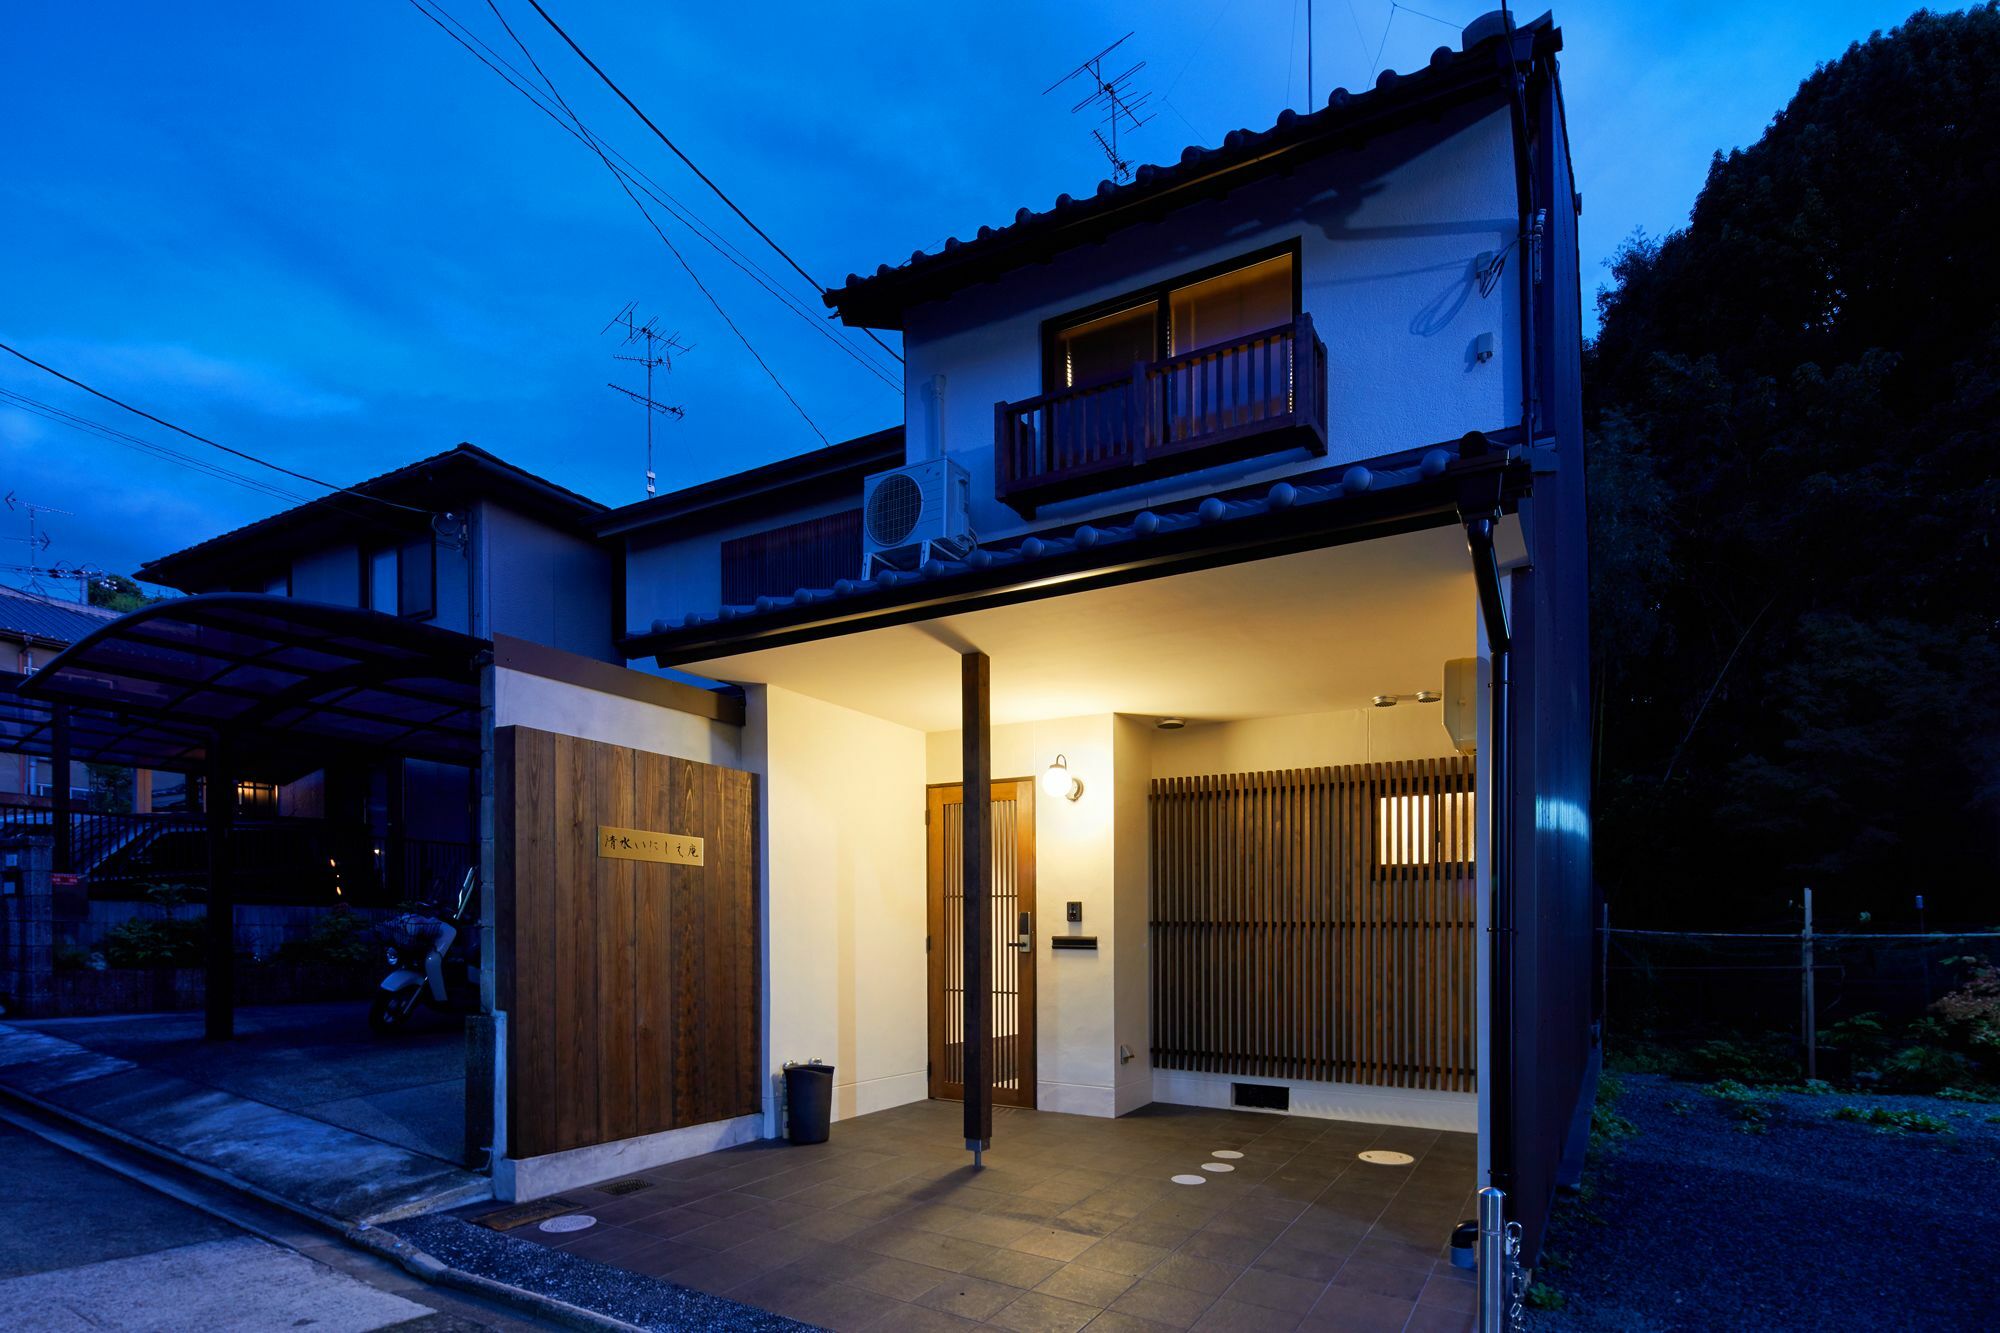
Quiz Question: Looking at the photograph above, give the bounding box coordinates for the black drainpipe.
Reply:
[1500,6,1540,442]
[1464,510,1513,1196]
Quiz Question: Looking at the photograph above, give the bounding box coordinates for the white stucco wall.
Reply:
[1147,701,1459,778]
[903,101,1520,541]
[927,715,1127,1117]
[490,667,742,768]
[750,684,929,1132]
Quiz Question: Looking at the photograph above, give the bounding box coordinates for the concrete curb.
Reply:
[347,1222,645,1333]
[0,1084,642,1332]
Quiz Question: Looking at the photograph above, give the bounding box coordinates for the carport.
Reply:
[0,592,486,1041]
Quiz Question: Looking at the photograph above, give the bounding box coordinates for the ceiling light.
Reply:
[1156,717,1186,730]
[1372,694,1398,708]
[1415,690,1442,704]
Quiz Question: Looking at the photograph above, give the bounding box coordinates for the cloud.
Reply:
[36,340,364,422]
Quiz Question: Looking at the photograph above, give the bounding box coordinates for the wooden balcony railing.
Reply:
[994,314,1329,514]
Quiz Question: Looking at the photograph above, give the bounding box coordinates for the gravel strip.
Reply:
[1529,1073,2000,1331]
[387,1214,816,1332]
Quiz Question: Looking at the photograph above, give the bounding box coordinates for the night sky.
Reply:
[0,1,1925,592]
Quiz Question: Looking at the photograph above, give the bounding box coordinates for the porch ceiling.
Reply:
[682,526,1474,732]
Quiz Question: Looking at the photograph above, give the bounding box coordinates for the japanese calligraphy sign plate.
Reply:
[598,825,705,866]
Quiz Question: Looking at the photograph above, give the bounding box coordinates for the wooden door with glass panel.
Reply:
[926,780,1037,1108]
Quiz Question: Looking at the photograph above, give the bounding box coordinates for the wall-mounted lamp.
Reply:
[1041,753,1084,802]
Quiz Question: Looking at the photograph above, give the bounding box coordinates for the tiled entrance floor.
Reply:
[519,1101,1479,1332]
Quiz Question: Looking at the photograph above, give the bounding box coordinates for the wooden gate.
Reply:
[1149,757,1476,1092]
[495,725,759,1159]
[926,780,1036,1107]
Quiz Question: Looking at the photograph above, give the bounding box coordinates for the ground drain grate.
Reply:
[598,1179,656,1197]
[472,1196,585,1231]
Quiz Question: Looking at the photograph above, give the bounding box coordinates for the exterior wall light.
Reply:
[1042,753,1084,801]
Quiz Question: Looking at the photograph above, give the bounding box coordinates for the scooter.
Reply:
[370,867,481,1033]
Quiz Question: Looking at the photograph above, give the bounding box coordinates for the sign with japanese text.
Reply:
[597,825,705,867]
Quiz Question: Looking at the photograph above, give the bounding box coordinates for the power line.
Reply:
[519,0,906,368]
[0,388,312,505]
[0,341,433,517]
[407,0,900,393]
[468,1,831,445]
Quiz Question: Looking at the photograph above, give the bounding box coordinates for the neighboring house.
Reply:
[5,8,1591,1298]
[0,583,120,802]
[124,443,616,903]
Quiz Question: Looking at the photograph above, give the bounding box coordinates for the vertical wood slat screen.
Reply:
[1149,758,1476,1093]
[719,509,862,606]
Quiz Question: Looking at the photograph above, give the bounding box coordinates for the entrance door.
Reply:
[927,779,1037,1107]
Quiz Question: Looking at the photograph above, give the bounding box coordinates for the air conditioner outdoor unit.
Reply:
[861,458,974,577]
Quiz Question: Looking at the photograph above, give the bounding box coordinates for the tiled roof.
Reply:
[823,10,1557,328]
[0,583,122,648]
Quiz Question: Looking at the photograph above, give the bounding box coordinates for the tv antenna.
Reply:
[602,302,693,497]
[1046,33,1154,183]
[1,492,94,599]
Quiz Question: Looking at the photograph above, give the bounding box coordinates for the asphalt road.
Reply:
[0,1114,548,1332]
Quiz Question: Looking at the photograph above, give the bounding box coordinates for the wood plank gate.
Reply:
[495,724,760,1159]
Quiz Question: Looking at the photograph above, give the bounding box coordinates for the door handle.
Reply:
[1016,910,1032,953]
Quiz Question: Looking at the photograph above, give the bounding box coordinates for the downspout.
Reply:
[1500,6,1540,441]
[1466,509,1513,1201]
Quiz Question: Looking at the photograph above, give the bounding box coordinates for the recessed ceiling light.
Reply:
[1372,694,1398,708]
[1156,717,1187,730]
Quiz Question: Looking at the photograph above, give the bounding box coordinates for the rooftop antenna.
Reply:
[602,304,693,497]
[1046,33,1155,183]
[2,492,80,598]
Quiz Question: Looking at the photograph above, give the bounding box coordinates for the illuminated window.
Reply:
[1377,790,1475,867]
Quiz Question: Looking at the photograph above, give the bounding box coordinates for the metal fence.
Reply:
[1605,910,2000,1079]
[0,806,471,907]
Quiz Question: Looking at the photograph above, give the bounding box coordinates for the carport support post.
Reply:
[962,651,993,1162]
[205,738,238,1041]
[49,704,72,876]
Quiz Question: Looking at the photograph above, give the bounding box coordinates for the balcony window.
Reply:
[1000,242,1323,514]
[1052,302,1156,389]
[1169,253,1294,356]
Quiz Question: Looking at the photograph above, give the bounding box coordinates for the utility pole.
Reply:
[602,303,691,498]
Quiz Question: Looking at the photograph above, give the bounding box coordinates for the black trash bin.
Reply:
[783,1060,834,1145]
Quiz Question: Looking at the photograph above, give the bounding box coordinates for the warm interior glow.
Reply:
[1378,791,1475,866]
[1169,253,1293,355]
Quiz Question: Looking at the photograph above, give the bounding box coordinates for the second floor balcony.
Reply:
[994,313,1328,515]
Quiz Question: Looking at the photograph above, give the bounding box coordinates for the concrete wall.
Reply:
[750,685,928,1131]
[902,101,1520,541]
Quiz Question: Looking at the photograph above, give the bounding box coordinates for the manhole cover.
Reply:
[1358,1150,1415,1166]
[1170,1174,1207,1185]
[1211,1150,1244,1159]
[538,1215,598,1233]
[598,1179,655,1197]
[1200,1162,1235,1173]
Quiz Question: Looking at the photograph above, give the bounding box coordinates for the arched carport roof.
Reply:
[5,593,488,773]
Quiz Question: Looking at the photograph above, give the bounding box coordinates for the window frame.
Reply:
[1038,237,1304,395]
[360,537,437,621]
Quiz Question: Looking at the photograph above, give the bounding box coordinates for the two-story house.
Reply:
[5,10,1591,1301]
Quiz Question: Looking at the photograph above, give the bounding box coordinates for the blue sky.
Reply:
[0,1,1928,591]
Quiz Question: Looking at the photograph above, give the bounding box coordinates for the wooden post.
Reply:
[961,651,992,1161]
[49,704,72,877]
[205,739,238,1041]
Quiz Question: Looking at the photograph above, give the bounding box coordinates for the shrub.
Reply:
[1876,1043,1975,1093]
[1931,958,2000,1062]
[1525,1282,1566,1311]
[1937,1086,2000,1104]
[1821,1012,1893,1061]
[1831,1106,1952,1134]
[1704,1079,1778,1132]
[275,908,378,968]
[1688,1036,1796,1084]
[100,915,206,968]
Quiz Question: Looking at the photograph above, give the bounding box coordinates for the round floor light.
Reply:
[1211,1150,1244,1159]
[1171,1174,1207,1186]
[1200,1161,1235,1173]
[539,1215,597,1233]
[1358,1150,1414,1166]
